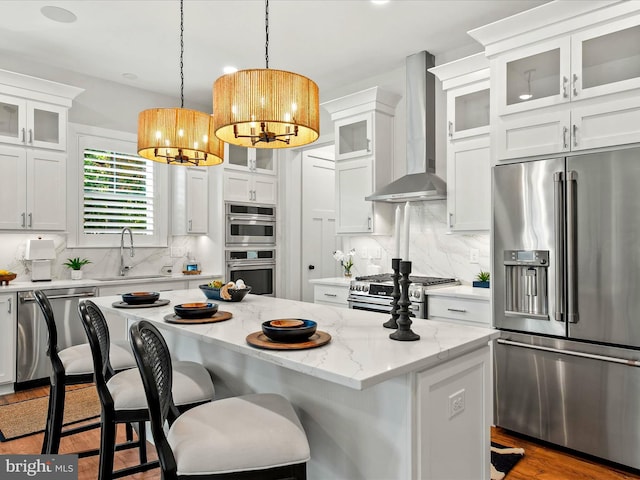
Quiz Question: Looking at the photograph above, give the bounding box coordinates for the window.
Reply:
[83,148,155,235]
[67,124,168,247]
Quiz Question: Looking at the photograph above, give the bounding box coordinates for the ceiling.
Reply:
[0,0,550,107]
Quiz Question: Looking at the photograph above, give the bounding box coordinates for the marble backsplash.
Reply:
[340,201,490,284]
[0,233,200,281]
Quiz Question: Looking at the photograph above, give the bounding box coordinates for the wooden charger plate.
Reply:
[163,311,232,324]
[246,331,331,350]
[112,299,170,309]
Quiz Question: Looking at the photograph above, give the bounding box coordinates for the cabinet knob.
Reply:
[308,265,315,270]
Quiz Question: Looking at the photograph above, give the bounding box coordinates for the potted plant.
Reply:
[333,249,356,277]
[63,257,91,280]
[473,270,490,288]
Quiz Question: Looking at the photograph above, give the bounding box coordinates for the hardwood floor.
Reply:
[2,386,640,480]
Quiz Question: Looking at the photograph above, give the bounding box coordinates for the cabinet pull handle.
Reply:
[188,219,192,231]
[447,308,467,313]
[448,121,453,139]
[563,126,568,149]
[324,293,337,297]
[8,298,11,314]
[572,74,578,97]
[573,124,578,147]
[367,216,372,230]
[21,128,26,143]
[28,213,32,227]
[28,129,33,144]
[367,139,371,153]
[562,76,568,98]
[21,212,25,228]
[448,213,453,228]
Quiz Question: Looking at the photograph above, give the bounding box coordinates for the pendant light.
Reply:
[137,0,223,166]
[212,0,319,149]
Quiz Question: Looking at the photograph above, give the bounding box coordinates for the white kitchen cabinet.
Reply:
[430,53,491,232]
[322,87,400,235]
[312,283,349,308]
[172,166,208,235]
[0,293,16,388]
[224,143,276,175]
[0,146,66,230]
[471,3,640,161]
[223,170,277,204]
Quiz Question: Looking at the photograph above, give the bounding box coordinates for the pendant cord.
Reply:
[265,0,269,69]
[180,0,184,108]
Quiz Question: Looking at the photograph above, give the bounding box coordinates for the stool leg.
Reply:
[137,421,147,464]
[125,422,133,442]
[42,380,65,454]
[98,413,115,480]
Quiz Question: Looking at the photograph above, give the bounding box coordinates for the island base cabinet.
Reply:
[416,345,491,480]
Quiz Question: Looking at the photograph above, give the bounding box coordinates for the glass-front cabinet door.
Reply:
[448,80,490,140]
[497,37,571,115]
[224,144,275,175]
[334,112,373,160]
[0,94,66,150]
[572,17,640,100]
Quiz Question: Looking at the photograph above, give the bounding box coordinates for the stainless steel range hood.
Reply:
[365,51,446,202]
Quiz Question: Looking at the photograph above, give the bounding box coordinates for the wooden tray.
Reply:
[246,331,331,350]
[112,299,170,309]
[163,311,232,324]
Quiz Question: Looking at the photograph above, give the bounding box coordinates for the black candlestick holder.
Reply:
[389,260,420,341]
[383,258,401,329]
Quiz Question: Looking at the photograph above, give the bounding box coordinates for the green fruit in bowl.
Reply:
[208,280,224,288]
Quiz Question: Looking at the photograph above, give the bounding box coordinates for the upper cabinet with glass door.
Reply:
[224,143,276,176]
[0,69,83,151]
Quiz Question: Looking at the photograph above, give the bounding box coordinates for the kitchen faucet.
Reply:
[119,227,135,276]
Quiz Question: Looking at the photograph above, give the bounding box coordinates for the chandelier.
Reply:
[137,0,223,166]
[212,0,319,149]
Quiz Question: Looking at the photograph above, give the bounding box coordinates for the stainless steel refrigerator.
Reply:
[493,145,640,469]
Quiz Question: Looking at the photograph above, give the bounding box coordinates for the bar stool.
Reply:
[34,290,137,456]
[79,300,216,480]
[129,320,310,480]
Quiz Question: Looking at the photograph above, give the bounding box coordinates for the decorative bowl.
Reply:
[174,302,219,319]
[121,291,160,305]
[0,272,17,286]
[261,319,317,343]
[199,285,252,302]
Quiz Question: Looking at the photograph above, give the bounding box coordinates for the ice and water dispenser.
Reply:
[504,250,550,319]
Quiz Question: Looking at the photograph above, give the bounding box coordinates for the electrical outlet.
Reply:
[171,246,185,258]
[449,389,465,418]
[371,247,382,259]
[469,248,479,264]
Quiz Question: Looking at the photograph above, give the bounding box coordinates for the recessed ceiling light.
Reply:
[122,73,138,81]
[371,0,390,5]
[40,6,77,23]
[223,66,238,74]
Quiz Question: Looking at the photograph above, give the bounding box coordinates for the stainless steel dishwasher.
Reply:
[16,286,97,387]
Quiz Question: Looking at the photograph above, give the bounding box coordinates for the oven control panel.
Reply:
[349,282,424,301]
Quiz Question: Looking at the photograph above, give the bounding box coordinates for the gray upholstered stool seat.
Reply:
[107,360,215,411]
[59,340,135,375]
[168,393,310,476]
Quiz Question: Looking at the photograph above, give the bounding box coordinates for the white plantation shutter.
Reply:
[83,148,155,235]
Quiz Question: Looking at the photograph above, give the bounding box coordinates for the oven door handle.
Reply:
[227,262,276,268]
[227,216,275,223]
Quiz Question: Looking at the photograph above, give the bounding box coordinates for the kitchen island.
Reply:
[94,290,499,480]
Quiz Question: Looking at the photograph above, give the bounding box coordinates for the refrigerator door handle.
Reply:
[566,170,579,323]
[497,339,640,367]
[553,171,565,322]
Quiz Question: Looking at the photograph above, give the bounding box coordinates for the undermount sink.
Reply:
[94,274,173,282]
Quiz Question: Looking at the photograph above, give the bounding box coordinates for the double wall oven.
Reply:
[225,203,276,296]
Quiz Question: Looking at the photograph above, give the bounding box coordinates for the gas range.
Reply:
[347,274,459,318]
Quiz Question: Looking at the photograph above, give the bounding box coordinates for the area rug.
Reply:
[0,387,101,442]
[491,441,525,480]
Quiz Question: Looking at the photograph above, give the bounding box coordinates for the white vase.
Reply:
[71,270,83,280]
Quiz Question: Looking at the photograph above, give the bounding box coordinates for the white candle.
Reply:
[394,205,402,258]
[403,201,411,260]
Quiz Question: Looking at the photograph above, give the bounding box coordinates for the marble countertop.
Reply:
[93,289,499,391]
[308,277,352,287]
[0,273,223,293]
[426,285,491,300]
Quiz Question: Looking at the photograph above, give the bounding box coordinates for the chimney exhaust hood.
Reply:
[365,51,446,203]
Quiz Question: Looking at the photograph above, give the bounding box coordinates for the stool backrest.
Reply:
[77,300,116,408]
[33,290,64,378]
[129,320,179,478]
